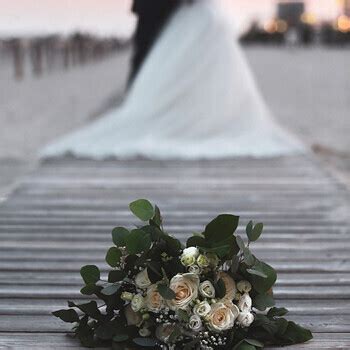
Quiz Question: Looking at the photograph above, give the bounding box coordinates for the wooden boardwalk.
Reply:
[0,156,349,349]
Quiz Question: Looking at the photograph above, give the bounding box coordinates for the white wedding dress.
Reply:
[42,0,304,159]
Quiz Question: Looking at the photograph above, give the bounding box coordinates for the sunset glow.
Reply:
[0,0,343,37]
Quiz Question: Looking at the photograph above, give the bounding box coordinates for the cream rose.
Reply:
[238,293,252,312]
[146,284,164,313]
[193,301,211,317]
[189,315,202,332]
[207,302,239,332]
[167,273,199,310]
[218,272,236,301]
[135,269,152,289]
[237,312,254,328]
[199,280,216,299]
[237,280,252,293]
[131,294,144,312]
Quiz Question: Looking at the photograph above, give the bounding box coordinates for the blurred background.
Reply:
[1,0,349,199]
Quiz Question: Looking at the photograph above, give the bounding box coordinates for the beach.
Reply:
[1,46,349,197]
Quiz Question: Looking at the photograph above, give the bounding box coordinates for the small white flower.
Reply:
[121,292,134,301]
[131,294,144,312]
[238,293,252,312]
[193,301,211,317]
[237,280,252,293]
[189,315,202,332]
[237,312,254,327]
[197,254,210,268]
[139,327,151,337]
[135,269,152,289]
[199,280,216,298]
[180,247,200,266]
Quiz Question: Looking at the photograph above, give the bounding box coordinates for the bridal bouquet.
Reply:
[53,199,312,349]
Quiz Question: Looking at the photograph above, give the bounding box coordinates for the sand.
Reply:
[0,46,349,198]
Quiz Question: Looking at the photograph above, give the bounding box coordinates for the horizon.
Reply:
[0,0,343,37]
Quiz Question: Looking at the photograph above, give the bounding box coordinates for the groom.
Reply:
[130,0,181,83]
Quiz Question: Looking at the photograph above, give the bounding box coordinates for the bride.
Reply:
[42,0,304,159]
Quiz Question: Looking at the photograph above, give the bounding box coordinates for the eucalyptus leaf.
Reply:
[133,338,158,347]
[236,235,246,251]
[108,270,126,283]
[245,339,264,347]
[80,284,99,296]
[113,334,129,343]
[125,229,151,254]
[243,247,255,266]
[52,309,79,323]
[105,247,122,267]
[250,261,277,294]
[254,294,275,311]
[112,227,129,247]
[129,199,155,221]
[204,214,239,243]
[267,307,289,317]
[157,284,176,300]
[80,265,100,285]
[248,223,264,242]
[101,284,121,296]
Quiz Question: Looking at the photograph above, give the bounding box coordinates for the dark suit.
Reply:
[130,0,181,83]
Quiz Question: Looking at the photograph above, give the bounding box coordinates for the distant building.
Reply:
[277,1,305,27]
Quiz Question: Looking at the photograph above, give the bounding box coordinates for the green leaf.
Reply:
[243,247,255,266]
[133,338,158,347]
[105,247,122,267]
[177,309,190,322]
[254,294,275,311]
[151,205,162,227]
[147,262,163,283]
[204,214,240,243]
[215,278,226,299]
[281,321,313,344]
[80,284,99,295]
[113,334,129,343]
[95,321,117,340]
[248,223,264,242]
[245,339,264,347]
[80,265,100,285]
[246,221,253,237]
[70,301,101,319]
[129,199,155,221]
[108,270,126,283]
[101,284,121,296]
[250,261,277,293]
[200,245,231,258]
[247,268,267,278]
[235,342,256,350]
[52,309,79,323]
[186,235,207,248]
[267,307,289,317]
[112,227,129,247]
[157,284,176,300]
[236,235,246,251]
[125,229,151,254]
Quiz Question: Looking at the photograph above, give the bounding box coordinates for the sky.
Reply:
[0,0,343,37]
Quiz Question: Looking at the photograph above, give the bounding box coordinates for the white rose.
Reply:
[188,264,202,275]
[193,301,211,317]
[167,273,199,310]
[207,302,239,332]
[199,280,216,299]
[181,247,200,266]
[146,284,164,313]
[189,315,202,332]
[131,294,144,312]
[218,272,236,301]
[237,312,254,328]
[135,269,152,289]
[237,280,252,293]
[121,291,134,301]
[238,293,252,312]
[197,254,210,268]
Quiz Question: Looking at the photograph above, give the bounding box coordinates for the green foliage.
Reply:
[53,199,312,350]
[125,229,151,254]
[80,265,100,285]
[129,199,155,221]
[105,247,122,267]
[112,227,129,247]
[157,284,176,300]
